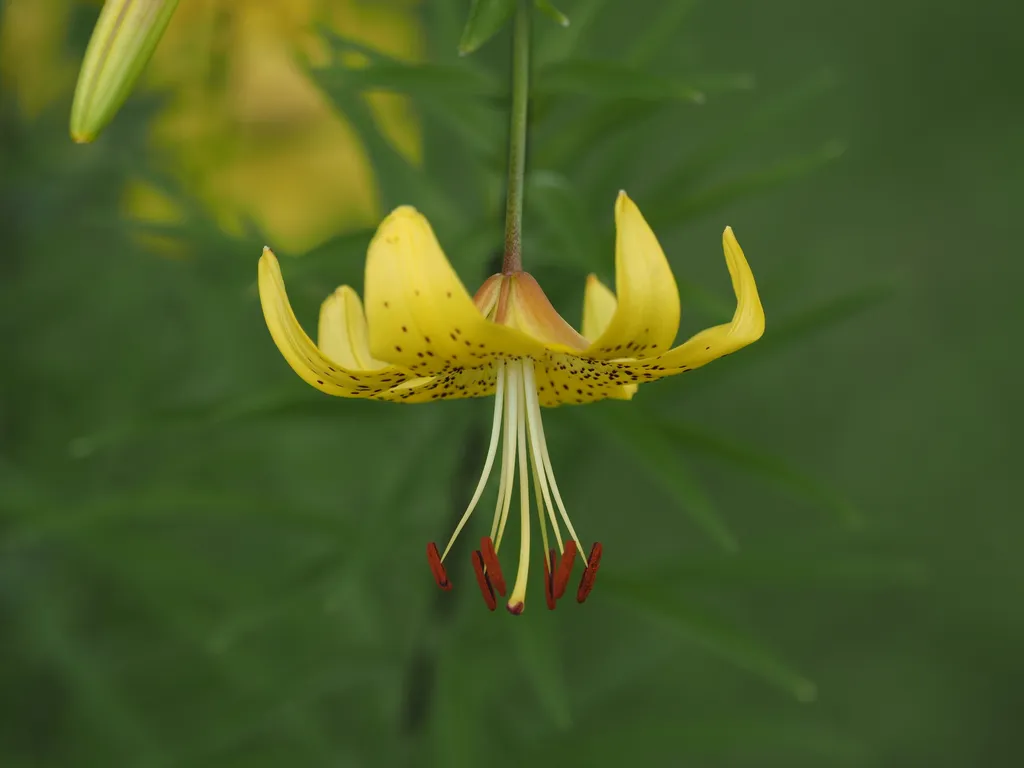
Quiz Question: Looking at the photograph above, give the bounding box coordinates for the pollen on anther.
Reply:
[480,537,506,596]
[553,541,577,600]
[471,550,497,611]
[576,542,603,603]
[426,542,451,591]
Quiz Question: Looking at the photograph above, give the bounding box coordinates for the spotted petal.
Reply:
[584,192,680,360]
[364,207,547,374]
[258,248,420,398]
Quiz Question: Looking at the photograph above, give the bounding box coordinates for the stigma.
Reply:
[426,358,602,613]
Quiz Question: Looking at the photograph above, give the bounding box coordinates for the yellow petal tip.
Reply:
[71,131,94,144]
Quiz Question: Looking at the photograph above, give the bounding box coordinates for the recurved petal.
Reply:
[637,226,764,373]
[363,207,547,373]
[581,274,617,341]
[584,192,680,360]
[318,285,388,371]
[258,248,419,398]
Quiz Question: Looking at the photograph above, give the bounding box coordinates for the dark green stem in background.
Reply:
[502,0,531,274]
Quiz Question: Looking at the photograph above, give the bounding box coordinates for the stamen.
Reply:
[471,550,497,611]
[489,388,511,542]
[523,361,565,553]
[522,361,586,560]
[494,362,520,552]
[480,536,506,596]
[553,540,577,600]
[507,361,532,613]
[426,542,451,591]
[576,542,603,603]
[440,360,506,561]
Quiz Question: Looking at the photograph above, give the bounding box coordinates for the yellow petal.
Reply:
[379,362,500,403]
[581,274,617,341]
[258,248,419,398]
[537,227,763,402]
[534,352,638,406]
[584,192,680,359]
[318,285,388,371]
[627,226,764,374]
[363,207,547,373]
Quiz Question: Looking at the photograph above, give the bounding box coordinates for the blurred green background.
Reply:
[2,0,1020,766]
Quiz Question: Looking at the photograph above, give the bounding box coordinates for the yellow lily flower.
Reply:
[258,191,765,613]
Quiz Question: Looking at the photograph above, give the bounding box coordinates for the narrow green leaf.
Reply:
[647,140,847,229]
[535,59,705,103]
[534,0,570,27]
[602,577,818,701]
[310,78,462,229]
[534,0,608,67]
[458,0,516,56]
[526,170,603,272]
[315,60,500,99]
[651,70,838,195]
[573,406,738,552]
[624,0,698,66]
[534,100,662,169]
[664,420,863,527]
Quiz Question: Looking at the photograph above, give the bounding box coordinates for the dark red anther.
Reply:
[426,542,451,591]
[576,542,603,603]
[543,549,557,610]
[471,550,497,611]
[553,540,577,600]
[480,536,506,596]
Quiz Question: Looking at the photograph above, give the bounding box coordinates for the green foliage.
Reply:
[0,1,951,767]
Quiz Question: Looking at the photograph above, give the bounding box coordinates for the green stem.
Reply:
[502,0,531,274]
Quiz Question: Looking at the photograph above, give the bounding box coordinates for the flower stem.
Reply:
[502,0,531,274]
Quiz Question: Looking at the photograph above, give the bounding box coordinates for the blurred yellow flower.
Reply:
[257,192,766,612]
[0,0,423,252]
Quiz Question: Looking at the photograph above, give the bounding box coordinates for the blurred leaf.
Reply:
[534,99,662,169]
[573,405,738,552]
[623,0,698,66]
[636,553,930,591]
[316,60,500,99]
[526,170,603,272]
[458,0,516,55]
[535,59,705,103]
[3,490,352,552]
[534,0,609,67]
[533,0,570,27]
[723,279,898,375]
[651,70,839,194]
[313,80,462,228]
[646,140,848,229]
[512,618,572,730]
[664,419,863,527]
[534,715,865,762]
[602,577,818,701]
[65,388,384,458]
[14,581,158,759]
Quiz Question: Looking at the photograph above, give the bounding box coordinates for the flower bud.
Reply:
[69,0,179,143]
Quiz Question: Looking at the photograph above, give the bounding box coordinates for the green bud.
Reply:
[69,0,180,144]
[533,0,570,28]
